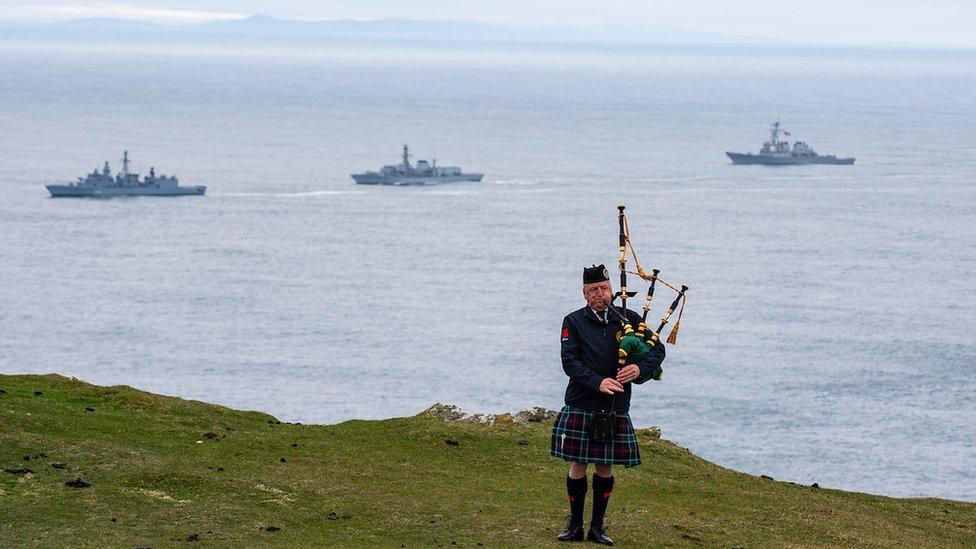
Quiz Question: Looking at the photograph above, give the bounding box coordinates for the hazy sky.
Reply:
[1,1,974,47]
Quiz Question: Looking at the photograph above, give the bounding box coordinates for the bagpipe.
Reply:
[587,205,690,442]
[605,204,689,381]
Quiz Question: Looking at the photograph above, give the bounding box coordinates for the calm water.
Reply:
[1,41,974,500]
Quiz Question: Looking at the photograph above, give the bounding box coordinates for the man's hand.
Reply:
[616,364,641,384]
[599,378,625,395]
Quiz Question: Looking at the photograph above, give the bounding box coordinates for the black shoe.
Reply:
[556,521,584,542]
[587,524,614,546]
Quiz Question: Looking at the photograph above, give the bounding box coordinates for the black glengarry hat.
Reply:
[583,264,610,284]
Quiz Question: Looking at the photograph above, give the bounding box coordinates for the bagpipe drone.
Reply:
[605,205,689,381]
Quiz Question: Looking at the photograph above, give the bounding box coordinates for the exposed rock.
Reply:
[812,483,820,489]
[636,426,662,440]
[34,391,43,396]
[186,533,200,542]
[423,403,557,427]
[202,432,221,440]
[279,457,287,463]
[761,475,774,481]
[444,438,459,446]
[425,403,466,421]
[518,439,529,446]
[51,462,67,469]
[512,407,558,425]
[65,477,92,488]
[85,407,95,412]
[264,525,281,532]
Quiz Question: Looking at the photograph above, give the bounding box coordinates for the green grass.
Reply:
[1,373,974,547]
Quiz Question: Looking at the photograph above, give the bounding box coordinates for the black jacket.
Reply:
[560,306,666,413]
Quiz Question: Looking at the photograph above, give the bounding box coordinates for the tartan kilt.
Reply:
[549,405,641,467]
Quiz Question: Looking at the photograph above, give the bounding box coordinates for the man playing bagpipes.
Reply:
[549,264,665,545]
[550,206,689,545]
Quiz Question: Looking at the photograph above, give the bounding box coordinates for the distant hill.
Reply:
[0,14,779,47]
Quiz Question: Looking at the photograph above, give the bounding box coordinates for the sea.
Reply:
[1,38,974,501]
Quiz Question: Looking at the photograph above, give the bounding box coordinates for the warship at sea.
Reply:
[351,145,483,186]
[45,151,205,197]
[726,121,855,165]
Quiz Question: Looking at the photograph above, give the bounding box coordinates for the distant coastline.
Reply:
[2,15,975,52]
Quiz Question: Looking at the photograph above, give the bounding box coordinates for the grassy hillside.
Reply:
[1,373,974,547]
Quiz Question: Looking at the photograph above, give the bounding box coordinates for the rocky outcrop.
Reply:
[512,407,559,425]
[635,426,662,440]
[423,403,557,427]
[424,403,662,436]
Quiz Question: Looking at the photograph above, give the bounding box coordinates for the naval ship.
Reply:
[45,151,205,197]
[351,145,484,186]
[726,121,855,165]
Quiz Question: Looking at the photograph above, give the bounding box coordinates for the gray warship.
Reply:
[46,151,205,197]
[726,121,855,165]
[351,145,483,186]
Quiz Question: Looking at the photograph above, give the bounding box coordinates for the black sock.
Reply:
[566,475,587,526]
[591,474,614,528]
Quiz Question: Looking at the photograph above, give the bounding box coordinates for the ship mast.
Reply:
[770,120,780,144]
[402,145,411,169]
[122,150,130,182]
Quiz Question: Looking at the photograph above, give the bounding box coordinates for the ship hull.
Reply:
[351,173,484,186]
[46,185,206,197]
[726,152,855,165]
